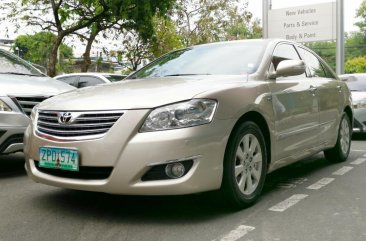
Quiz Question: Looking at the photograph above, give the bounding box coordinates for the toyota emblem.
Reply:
[58,112,73,124]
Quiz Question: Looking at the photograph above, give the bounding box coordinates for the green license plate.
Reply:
[39,147,79,172]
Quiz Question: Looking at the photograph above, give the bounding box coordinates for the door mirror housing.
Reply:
[269,60,306,79]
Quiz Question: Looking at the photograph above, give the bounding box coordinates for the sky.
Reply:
[247,0,364,32]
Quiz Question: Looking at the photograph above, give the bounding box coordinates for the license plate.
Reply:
[39,147,79,172]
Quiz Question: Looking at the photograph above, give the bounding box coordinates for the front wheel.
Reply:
[324,113,352,163]
[221,121,268,209]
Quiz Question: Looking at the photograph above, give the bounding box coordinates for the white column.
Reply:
[336,0,344,75]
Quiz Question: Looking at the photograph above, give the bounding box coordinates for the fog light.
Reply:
[165,162,185,179]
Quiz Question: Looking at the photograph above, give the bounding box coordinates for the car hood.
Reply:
[352,91,366,102]
[0,74,75,96]
[39,76,248,110]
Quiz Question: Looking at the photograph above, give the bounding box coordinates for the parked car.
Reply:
[340,73,366,133]
[24,39,352,209]
[0,49,75,155]
[55,73,127,88]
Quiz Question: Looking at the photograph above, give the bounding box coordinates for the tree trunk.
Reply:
[47,35,64,77]
[81,33,98,72]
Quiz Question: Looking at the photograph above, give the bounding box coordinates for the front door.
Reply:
[268,43,319,163]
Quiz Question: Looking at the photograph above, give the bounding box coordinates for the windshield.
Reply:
[0,50,43,76]
[130,41,267,79]
[344,75,366,91]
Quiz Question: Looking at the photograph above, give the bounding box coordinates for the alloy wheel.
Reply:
[234,133,263,195]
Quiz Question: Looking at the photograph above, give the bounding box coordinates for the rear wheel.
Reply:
[324,113,351,163]
[221,121,268,209]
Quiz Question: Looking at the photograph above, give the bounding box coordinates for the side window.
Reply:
[272,44,301,70]
[57,76,78,87]
[78,76,104,88]
[320,62,337,79]
[297,48,326,78]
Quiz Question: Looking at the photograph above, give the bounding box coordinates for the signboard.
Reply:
[268,2,336,42]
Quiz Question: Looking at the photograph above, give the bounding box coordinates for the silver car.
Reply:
[24,39,353,209]
[340,73,366,133]
[55,73,127,88]
[0,49,75,154]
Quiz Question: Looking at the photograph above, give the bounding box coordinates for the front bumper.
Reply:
[353,108,366,133]
[0,111,30,154]
[24,109,233,195]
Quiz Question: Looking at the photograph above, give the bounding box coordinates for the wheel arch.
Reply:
[227,111,272,167]
[344,105,353,129]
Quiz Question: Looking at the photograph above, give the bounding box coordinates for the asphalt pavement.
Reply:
[1,136,366,241]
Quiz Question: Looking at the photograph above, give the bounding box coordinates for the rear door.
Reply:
[296,47,343,147]
[268,43,319,162]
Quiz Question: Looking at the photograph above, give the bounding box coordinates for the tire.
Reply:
[324,113,352,163]
[221,121,268,209]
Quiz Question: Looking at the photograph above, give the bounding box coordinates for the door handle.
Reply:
[309,85,317,95]
[337,85,342,92]
[309,85,317,91]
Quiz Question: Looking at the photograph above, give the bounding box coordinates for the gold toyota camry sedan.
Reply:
[24,39,353,209]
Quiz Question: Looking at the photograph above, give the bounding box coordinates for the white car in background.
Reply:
[55,73,127,88]
[340,73,366,133]
[0,49,74,155]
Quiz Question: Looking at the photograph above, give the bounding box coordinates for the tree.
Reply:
[120,30,153,72]
[149,16,183,58]
[355,0,366,37]
[14,32,73,69]
[2,0,175,76]
[224,3,262,40]
[112,15,183,73]
[173,0,261,46]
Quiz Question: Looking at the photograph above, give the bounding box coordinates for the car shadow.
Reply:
[0,152,26,178]
[31,189,238,223]
[352,133,366,140]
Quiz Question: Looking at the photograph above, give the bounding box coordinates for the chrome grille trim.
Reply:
[36,110,124,141]
[15,96,50,116]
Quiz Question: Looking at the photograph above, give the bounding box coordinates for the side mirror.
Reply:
[269,60,306,79]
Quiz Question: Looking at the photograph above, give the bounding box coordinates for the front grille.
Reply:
[37,110,124,139]
[34,161,113,180]
[15,96,50,116]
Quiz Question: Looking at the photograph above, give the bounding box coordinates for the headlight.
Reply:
[353,99,366,109]
[0,99,12,112]
[140,99,217,132]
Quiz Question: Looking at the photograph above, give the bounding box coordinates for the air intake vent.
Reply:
[15,96,50,116]
[36,110,124,140]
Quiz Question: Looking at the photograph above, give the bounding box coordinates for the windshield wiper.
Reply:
[0,72,42,77]
[163,73,211,77]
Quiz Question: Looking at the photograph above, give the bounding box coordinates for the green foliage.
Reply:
[355,0,366,36]
[173,0,262,46]
[305,41,336,70]
[110,0,175,40]
[4,0,175,76]
[345,56,366,73]
[14,32,73,67]
[306,33,366,72]
[149,16,183,58]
